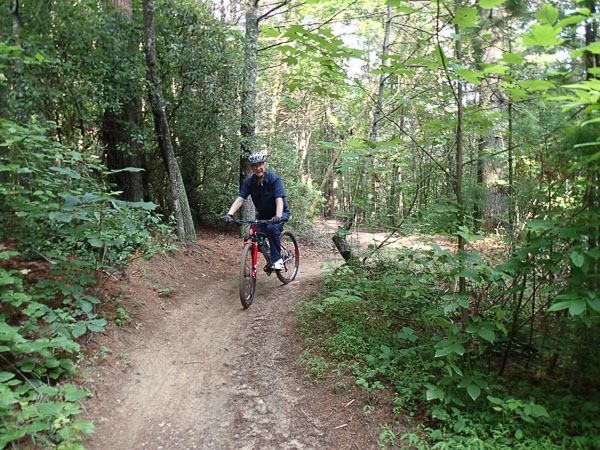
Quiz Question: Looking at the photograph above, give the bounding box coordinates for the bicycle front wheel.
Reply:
[239,244,257,308]
[276,231,299,284]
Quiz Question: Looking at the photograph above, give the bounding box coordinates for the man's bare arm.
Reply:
[227,197,245,216]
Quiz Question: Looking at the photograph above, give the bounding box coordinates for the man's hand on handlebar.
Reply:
[271,216,282,224]
[223,214,233,224]
[228,218,276,225]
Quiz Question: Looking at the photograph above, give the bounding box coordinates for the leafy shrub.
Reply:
[0,118,170,447]
[297,244,600,448]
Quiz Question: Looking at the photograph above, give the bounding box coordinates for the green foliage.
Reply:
[154,1,244,222]
[298,243,600,447]
[0,115,171,446]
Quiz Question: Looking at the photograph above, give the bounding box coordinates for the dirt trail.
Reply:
[82,223,435,449]
[83,242,389,449]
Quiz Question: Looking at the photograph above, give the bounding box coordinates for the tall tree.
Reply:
[352,5,394,223]
[10,0,24,121]
[240,0,260,221]
[141,0,195,241]
[101,0,144,202]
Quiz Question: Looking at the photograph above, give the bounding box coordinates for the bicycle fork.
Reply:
[244,241,259,278]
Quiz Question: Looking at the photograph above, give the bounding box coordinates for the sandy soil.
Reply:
[80,224,395,449]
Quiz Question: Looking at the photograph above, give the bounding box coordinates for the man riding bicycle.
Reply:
[223,151,291,270]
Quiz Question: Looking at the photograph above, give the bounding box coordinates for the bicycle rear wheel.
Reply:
[239,244,256,308]
[276,231,299,284]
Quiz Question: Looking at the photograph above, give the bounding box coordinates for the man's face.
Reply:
[251,162,266,179]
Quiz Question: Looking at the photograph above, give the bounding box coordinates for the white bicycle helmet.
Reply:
[248,151,266,165]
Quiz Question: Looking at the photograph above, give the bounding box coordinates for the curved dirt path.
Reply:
[83,249,384,449]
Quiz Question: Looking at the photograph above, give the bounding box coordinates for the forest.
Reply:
[0,0,599,447]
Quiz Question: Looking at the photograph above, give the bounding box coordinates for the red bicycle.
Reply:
[233,219,299,308]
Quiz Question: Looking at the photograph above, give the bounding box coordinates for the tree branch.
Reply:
[258,0,291,23]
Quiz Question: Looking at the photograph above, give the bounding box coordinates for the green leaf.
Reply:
[557,14,587,28]
[262,27,279,38]
[518,79,556,91]
[83,295,101,304]
[515,429,523,439]
[534,4,559,25]
[49,166,81,179]
[0,322,20,341]
[548,300,572,312]
[454,419,465,432]
[63,384,89,401]
[88,237,104,248]
[457,268,479,279]
[587,298,600,312]
[456,69,482,84]
[569,300,586,316]
[522,24,564,47]
[581,118,600,127]
[0,371,15,382]
[49,211,74,223]
[487,395,503,405]
[72,420,95,433]
[571,251,585,267]
[569,149,600,170]
[452,7,479,28]
[87,319,107,332]
[426,385,445,401]
[71,322,87,338]
[79,300,93,314]
[450,343,465,355]
[128,201,157,210]
[530,404,549,417]
[483,64,510,74]
[479,0,505,8]
[583,42,600,55]
[467,384,481,400]
[478,327,495,343]
[107,167,145,174]
[38,384,59,395]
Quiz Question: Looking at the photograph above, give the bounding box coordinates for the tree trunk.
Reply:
[10,0,25,121]
[584,0,599,78]
[299,91,314,185]
[141,0,195,241]
[102,105,144,202]
[332,215,355,262]
[473,134,485,229]
[357,4,393,222]
[240,0,259,223]
[453,0,468,321]
[102,0,144,202]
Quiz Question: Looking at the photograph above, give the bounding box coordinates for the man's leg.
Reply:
[265,222,284,264]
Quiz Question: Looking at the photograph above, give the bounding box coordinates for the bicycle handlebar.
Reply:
[231,219,275,225]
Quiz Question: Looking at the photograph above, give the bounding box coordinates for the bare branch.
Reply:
[258,0,291,23]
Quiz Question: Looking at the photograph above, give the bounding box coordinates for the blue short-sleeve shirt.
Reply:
[239,170,291,220]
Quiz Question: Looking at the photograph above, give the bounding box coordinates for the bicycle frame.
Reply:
[242,225,271,277]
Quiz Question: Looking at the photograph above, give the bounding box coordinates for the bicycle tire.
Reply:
[276,231,299,284]
[239,244,256,308]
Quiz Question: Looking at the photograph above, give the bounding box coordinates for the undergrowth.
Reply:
[297,246,600,449]
[0,118,175,448]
